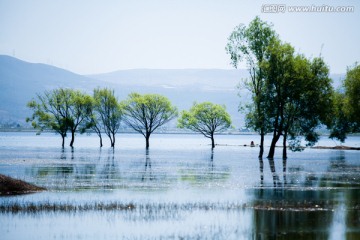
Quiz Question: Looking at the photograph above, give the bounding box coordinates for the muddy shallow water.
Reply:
[0,132,359,239]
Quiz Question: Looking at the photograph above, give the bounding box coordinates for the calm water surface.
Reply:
[0,132,359,239]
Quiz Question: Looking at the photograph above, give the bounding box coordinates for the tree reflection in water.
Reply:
[252,151,360,239]
[142,149,154,181]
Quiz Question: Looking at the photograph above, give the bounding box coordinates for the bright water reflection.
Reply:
[0,132,359,239]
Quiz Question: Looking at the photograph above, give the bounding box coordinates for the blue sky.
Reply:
[0,0,359,74]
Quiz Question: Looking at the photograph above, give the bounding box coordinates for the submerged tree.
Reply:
[178,102,232,148]
[67,91,93,147]
[122,93,178,149]
[262,39,295,159]
[330,63,360,141]
[27,89,70,147]
[93,88,123,147]
[27,88,93,147]
[84,105,103,147]
[262,39,333,159]
[279,56,333,159]
[226,16,277,158]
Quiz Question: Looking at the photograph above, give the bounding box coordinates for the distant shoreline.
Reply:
[0,128,258,135]
[311,146,360,151]
[1,128,359,136]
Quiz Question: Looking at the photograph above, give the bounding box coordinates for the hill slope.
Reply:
[0,55,99,124]
[0,55,345,129]
[89,69,249,128]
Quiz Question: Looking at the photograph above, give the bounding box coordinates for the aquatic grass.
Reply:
[2,199,358,214]
[0,201,135,213]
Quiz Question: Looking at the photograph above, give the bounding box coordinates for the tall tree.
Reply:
[178,102,232,148]
[83,105,103,147]
[263,39,334,159]
[122,93,178,149]
[226,16,277,158]
[67,91,93,147]
[343,63,360,131]
[262,39,295,159]
[280,56,333,159]
[27,88,93,147]
[93,88,123,147]
[330,63,360,141]
[27,88,72,147]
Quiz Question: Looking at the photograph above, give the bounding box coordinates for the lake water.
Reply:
[0,132,359,239]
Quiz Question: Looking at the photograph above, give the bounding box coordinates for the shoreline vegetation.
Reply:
[1,127,359,136]
[1,199,358,214]
[217,144,360,150]
[0,174,46,196]
[311,145,360,150]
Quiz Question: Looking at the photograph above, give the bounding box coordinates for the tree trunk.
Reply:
[267,131,281,159]
[96,130,103,148]
[108,134,113,148]
[70,130,75,147]
[145,134,150,149]
[111,133,115,148]
[282,132,287,159]
[211,135,215,149]
[259,131,265,158]
[99,135,103,148]
[61,135,65,148]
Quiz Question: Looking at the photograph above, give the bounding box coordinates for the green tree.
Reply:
[27,89,70,147]
[93,88,123,147]
[263,39,333,159]
[122,93,178,149]
[178,102,232,149]
[343,63,360,130]
[330,63,360,141]
[262,39,295,159]
[84,104,103,147]
[280,56,333,158]
[67,91,93,147]
[27,88,93,147]
[226,16,277,158]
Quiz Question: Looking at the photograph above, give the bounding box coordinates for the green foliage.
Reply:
[262,38,334,156]
[26,88,92,147]
[226,16,277,157]
[122,93,178,148]
[344,63,360,128]
[226,16,276,70]
[226,17,276,129]
[330,63,360,141]
[178,102,231,148]
[93,88,123,147]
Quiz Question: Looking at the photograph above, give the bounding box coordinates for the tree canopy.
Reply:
[122,93,178,149]
[93,88,123,147]
[330,63,360,142]
[27,88,92,147]
[178,102,232,148]
[261,38,333,158]
[227,17,335,159]
[226,16,277,158]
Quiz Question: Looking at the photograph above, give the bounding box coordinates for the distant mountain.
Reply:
[89,69,250,128]
[0,55,99,124]
[0,55,345,129]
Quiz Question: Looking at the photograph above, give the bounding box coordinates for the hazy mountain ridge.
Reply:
[0,55,100,124]
[0,55,344,129]
[89,68,248,90]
